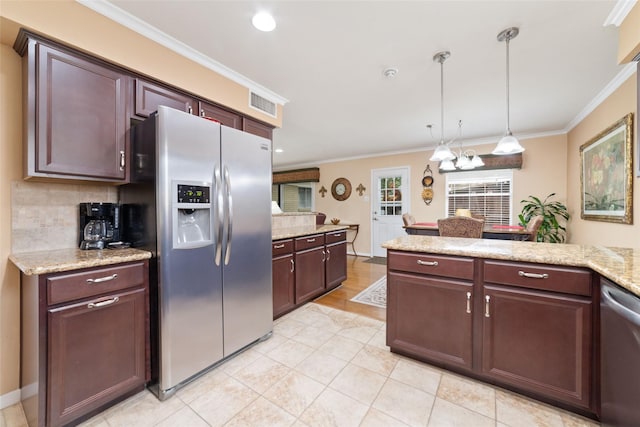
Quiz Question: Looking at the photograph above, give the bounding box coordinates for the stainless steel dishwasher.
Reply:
[600,278,640,427]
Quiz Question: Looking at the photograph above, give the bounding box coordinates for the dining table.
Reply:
[403,222,532,241]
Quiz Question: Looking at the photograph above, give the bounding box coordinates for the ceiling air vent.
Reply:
[250,91,277,118]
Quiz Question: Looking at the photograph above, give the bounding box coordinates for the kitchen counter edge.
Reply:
[273,224,349,240]
[382,235,640,297]
[10,248,152,276]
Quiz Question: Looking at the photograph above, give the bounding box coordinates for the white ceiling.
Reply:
[99,1,631,169]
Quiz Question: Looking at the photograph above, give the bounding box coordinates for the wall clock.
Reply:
[331,178,352,201]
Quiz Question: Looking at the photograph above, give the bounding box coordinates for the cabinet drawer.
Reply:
[483,261,592,297]
[295,234,325,251]
[326,230,347,244]
[272,239,293,257]
[388,251,474,281]
[47,262,146,305]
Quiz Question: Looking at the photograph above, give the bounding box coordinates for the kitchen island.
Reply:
[382,235,639,420]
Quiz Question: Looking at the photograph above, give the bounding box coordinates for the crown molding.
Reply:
[76,0,288,105]
[565,62,637,132]
[603,0,637,26]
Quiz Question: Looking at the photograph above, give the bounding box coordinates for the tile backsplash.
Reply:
[11,181,118,253]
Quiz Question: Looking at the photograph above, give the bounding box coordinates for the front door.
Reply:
[371,167,410,257]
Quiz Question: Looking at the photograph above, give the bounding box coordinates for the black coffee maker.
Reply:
[79,203,121,250]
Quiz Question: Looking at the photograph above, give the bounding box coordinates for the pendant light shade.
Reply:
[429,51,456,162]
[492,27,525,155]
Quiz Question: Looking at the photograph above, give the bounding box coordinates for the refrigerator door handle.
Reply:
[223,166,233,265]
[214,165,223,266]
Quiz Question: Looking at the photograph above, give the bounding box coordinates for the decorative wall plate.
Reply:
[331,177,352,201]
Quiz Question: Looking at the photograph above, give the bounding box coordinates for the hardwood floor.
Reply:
[313,255,387,321]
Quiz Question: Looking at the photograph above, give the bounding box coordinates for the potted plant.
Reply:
[519,193,570,243]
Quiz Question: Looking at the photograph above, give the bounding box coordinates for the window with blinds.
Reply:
[445,170,513,225]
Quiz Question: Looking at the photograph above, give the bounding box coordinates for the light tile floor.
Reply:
[1,303,600,427]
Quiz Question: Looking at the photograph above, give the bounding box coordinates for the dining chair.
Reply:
[402,213,416,226]
[437,216,484,238]
[525,215,544,241]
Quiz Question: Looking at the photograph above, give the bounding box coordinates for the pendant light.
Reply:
[429,51,456,162]
[492,27,525,155]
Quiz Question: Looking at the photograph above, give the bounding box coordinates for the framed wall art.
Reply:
[580,113,633,224]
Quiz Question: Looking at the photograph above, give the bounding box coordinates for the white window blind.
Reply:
[445,169,513,225]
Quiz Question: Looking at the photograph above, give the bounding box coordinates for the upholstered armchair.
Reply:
[402,213,416,227]
[437,216,484,238]
[525,215,544,241]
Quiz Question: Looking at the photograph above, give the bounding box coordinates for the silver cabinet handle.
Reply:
[290,259,294,273]
[484,295,491,317]
[200,109,205,117]
[274,243,285,249]
[326,248,331,261]
[119,150,125,170]
[417,260,438,266]
[187,105,193,114]
[466,292,472,314]
[86,274,118,284]
[322,250,326,262]
[518,271,549,279]
[307,238,316,243]
[88,296,119,309]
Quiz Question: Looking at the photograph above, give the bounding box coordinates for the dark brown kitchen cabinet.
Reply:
[294,234,326,304]
[325,231,347,290]
[199,101,242,129]
[15,32,128,181]
[482,261,594,411]
[387,252,475,371]
[386,251,596,417]
[272,239,295,318]
[133,78,196,118]
[243,117,274,140]
[21,261,149,427]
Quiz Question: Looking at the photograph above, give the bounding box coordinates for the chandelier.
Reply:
[429,27,525,169]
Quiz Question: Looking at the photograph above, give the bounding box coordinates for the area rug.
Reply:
[350,276,386,308]
[363,256,387,265]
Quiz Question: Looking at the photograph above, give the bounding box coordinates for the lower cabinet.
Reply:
[272,230,348,319]
[294,234,326,304]
[386,250,596,416]
[21,261,149,427]
[325,231,347,291]
[272,239,295,318]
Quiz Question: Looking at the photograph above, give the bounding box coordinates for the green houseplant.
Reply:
[519,193,570,243]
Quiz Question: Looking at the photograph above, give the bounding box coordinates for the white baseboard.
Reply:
[0,389,20,410]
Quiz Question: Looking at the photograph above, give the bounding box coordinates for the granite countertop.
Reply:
[273,224,349,240]
[10,248,152,276]
[382,236,640,297]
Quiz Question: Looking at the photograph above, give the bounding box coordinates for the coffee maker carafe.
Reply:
[79,203,121,250]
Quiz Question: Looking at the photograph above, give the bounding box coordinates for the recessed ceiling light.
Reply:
[275,148,284,153]
[252,12,276,32]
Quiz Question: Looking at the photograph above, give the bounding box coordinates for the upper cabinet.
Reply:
[14,30,275,184]
[243,117,274,140]
[133,79,196,118]
[199,101,242,129]
[16,32,129,182]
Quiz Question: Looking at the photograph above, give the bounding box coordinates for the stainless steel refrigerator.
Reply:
[120,105,273,400]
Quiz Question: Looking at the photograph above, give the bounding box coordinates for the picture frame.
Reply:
[580,113,633,224]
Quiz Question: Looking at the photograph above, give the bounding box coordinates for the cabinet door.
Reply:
[47,288,146,426]
[199,101,242,129]
[35,44,127,180]
[243,117,273,140]
[273,254,295,318]
[481,285,592,410]
[325,241,346,290]
[387,271,473,371]
[295,247,325,304]
[134,78,196,118]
